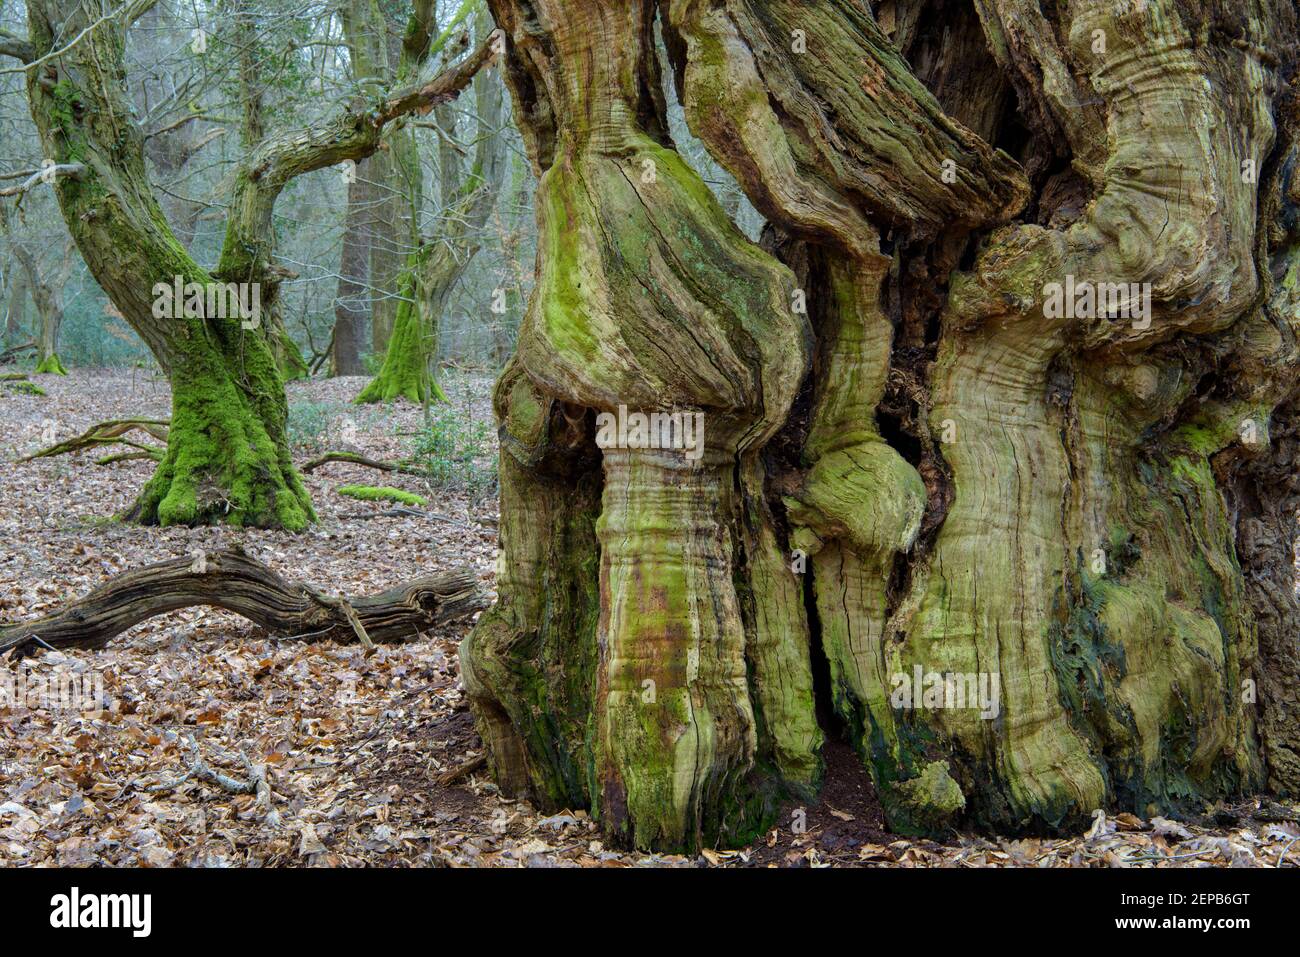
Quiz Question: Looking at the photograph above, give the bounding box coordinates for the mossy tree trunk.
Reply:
[14,0,496,528]
[357,3,507,405]
[19,0,313,528]
[465,0,1300,850]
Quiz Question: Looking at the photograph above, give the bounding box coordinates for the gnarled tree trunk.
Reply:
[464,0,1300,850]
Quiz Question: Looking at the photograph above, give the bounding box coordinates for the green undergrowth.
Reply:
[408,402,496,498]
[2,379,46,396]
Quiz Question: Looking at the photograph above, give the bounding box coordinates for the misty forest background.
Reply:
[0,0,759,387]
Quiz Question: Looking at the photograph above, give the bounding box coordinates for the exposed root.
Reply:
[299,450,426,477]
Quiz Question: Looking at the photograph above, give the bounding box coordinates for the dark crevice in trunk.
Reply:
[803,563,843,745]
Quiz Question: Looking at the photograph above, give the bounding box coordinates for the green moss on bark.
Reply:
[355,266,446,404]
[128,342,314,531]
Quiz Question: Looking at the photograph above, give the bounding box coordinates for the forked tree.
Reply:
[462,0,1300,850]
[357,2,508,405]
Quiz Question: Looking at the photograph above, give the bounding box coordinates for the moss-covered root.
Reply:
[34,353,68,375]
[595,448,763,852]
[127,352,314,531]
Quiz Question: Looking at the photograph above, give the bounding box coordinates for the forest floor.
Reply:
[2,369,1299,868]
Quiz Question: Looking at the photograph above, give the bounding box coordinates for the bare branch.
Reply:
[0,29,33,62]
[0,163,87,199]
[0,0,156,75]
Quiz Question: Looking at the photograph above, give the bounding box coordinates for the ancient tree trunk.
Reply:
[465,0,1300,850]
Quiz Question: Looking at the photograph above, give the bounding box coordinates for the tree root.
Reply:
[0,546,486,655]
[25,435,428,477]
[434,753,486,786]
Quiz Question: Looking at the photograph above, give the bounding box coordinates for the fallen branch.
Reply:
[0,342,35,363]
[300,450,426,477]
[22,417,169,462]
[147,734,259,795]
[435,753,486,786]
[0,546,486,655]
[95,449,162,465]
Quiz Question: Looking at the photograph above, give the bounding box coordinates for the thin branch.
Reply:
[0,164,87,199]
[0,0,157,76]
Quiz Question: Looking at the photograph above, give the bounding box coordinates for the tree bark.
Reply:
[332,162,372,377]
[465,0,1300,850]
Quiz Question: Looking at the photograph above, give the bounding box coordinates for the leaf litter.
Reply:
[1,370,1297,868]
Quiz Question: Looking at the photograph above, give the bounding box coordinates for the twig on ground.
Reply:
[435,753,486,786]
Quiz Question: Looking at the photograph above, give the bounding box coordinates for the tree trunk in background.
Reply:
[0,268,24,349]
[29,266,67,376]
[367,146,407,356]
[332,161,372,377]
[138,1,218,251]
[10,240,72,374]
[488,152,529,366]
[336,0,429,360]
[464,0,1300,851]
[357,4,506,404]
[230,0,310,384]
[0,206,32,354]
[19,0,491,528]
